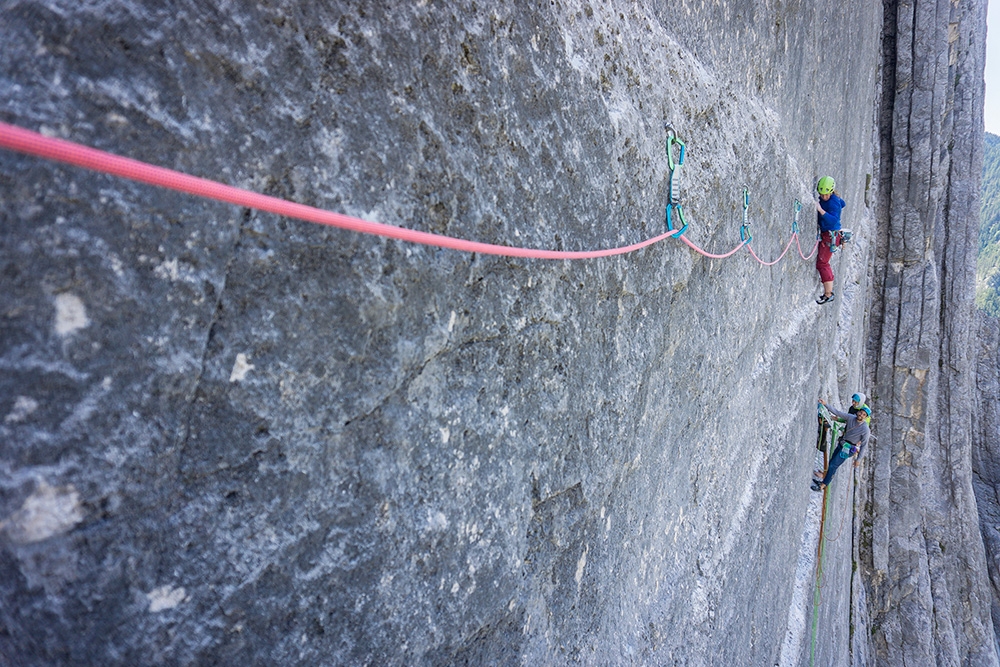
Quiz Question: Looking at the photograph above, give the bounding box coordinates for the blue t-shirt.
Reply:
[817,194,845,232]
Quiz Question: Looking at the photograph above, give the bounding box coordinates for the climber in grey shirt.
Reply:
[812,398,871,491]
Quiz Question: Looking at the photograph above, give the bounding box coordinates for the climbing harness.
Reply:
[828,229,853,253]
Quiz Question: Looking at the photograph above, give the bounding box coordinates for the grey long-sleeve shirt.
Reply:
[826,404,871,458]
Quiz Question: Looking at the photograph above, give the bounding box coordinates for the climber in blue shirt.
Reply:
[814,176,845,305]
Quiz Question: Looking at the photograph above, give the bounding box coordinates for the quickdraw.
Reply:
[660,124,823,263]
[664,124,688,237]
[739,185,752,243]
[830,229,853,252]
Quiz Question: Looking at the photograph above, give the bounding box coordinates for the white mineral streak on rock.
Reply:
[690,578,710,624]
[777,487,824,667]
[0,481,85,544]
[575,545,588,585]
[229,353,255,382]
[750,306,813,381]
[154,257,180,281]
[4,395,39,423]
[428,510,449,532]
[53,293,89,337]
[147,585,188,612]
[716,448,767,567]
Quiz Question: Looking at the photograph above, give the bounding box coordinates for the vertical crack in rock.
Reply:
[974,312,1000,650]
[865,0,997,664]
[176,207,249,468]
[5,0,994,664]
[340,332,501,429]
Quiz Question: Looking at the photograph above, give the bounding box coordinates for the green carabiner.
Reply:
[665,125,685,172]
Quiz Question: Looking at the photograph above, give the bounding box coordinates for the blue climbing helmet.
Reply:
[817,176,835,195]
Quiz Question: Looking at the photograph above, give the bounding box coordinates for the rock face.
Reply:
[863,0,998,664]
[975,311,1000,653]
[0,0,990,665]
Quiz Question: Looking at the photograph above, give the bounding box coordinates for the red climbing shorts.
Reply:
[816,231,834,283]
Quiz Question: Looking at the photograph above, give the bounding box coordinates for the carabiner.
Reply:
[665,125,686,176]
[666,202,688,236]
[664,124,688,236]
[740,186,751,243]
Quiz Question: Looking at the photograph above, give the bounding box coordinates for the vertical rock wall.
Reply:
[975,311,1000,654]
[865,0,998,663]
[16,0,994,664]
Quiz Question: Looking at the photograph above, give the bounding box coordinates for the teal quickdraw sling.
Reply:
[739,185,752,243]
[664,124,688,236]
[660,125,821,262]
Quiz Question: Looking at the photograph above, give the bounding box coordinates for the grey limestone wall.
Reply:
[0,0,906,665]
[864,0,998,664]
[975,311,1000,657]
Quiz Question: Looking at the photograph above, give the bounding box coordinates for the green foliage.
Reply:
[977,133,1000,316]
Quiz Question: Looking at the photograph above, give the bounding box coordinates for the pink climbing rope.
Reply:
[0,121,679,260]
[746,235,796,266]
[0,121,826,267]
[676,234,748,259]
[796,234,819,260]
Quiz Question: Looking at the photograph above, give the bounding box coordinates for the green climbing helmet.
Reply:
[817,176,835,195]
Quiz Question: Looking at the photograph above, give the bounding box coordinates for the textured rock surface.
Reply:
[975,311,1000,654]
[864,0,998,664]
[11,0,997,665]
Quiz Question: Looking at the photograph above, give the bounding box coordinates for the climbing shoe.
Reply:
[810,481,823,492]
[816,293,835,305]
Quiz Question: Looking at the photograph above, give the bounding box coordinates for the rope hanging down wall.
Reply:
[0,121,818,263]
